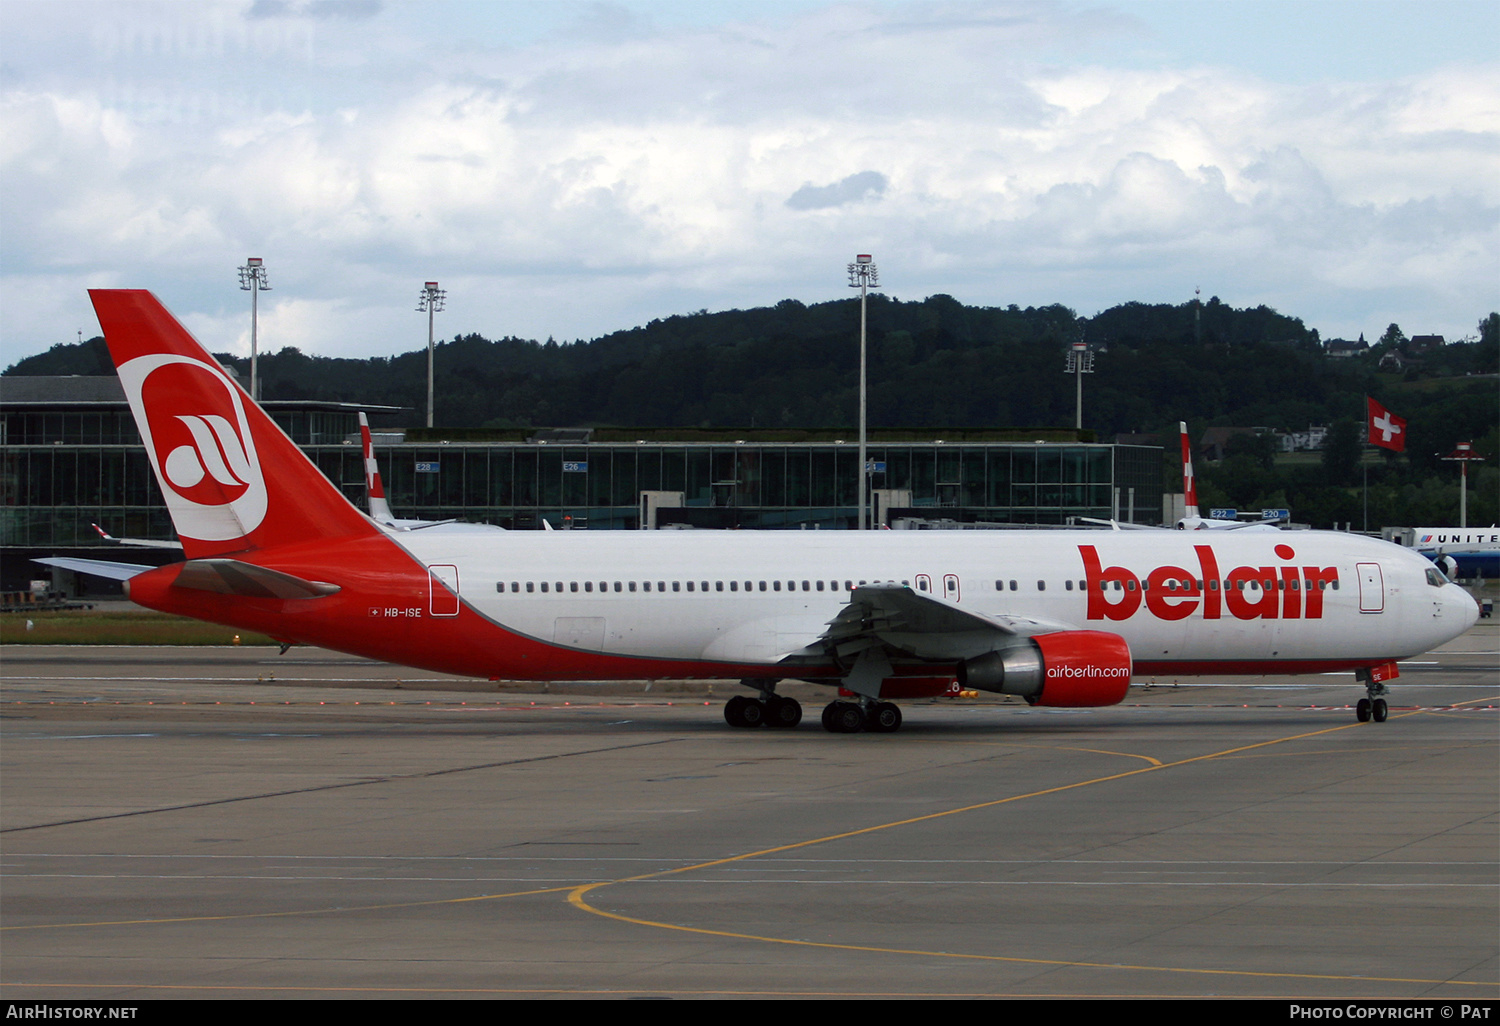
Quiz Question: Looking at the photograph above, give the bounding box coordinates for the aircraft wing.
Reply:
[808,582,1078,663]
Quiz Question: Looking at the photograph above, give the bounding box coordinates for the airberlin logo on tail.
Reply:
[1080,544,1338,622]
[117,354,268,542]
[163,414,254,501]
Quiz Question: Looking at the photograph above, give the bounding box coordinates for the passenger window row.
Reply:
[496,579,897,595]
[993,578,1342,593]
[497,577,1339,596]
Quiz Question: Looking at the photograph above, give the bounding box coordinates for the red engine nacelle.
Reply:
[956,630,1132,707]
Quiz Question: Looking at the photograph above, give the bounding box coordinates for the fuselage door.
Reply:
[1356,562,1384,613]
[943,574,961,602]
[429,564,460,617]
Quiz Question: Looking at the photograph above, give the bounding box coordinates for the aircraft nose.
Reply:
[1448,585,1480,631]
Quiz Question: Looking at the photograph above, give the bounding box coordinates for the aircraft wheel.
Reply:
[823,701,862,733]
[866,702,902,733]
[1372,698,1388,723]
[765,696,802,729]
[739,698,766,728]
[724,695,748,727]
[1356,698,1371,723]
[832,702,865,734]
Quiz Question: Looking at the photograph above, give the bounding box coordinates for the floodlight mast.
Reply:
[848,254,880,530]
[418,281,447,429]
[1442,443,1484,528]
[237,258,270,401]
[1064,333,1094,431]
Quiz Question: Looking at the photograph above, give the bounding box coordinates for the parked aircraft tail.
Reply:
[358,412,398,525]
[1179,421,1199,520]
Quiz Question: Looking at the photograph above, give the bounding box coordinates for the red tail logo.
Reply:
[119,354,268,542]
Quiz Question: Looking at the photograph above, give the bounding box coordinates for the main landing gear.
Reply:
[821,699,902,734]
[723,691,803,729]
[722,690,907,734]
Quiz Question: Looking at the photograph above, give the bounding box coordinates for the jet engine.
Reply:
[956,630,1132,707]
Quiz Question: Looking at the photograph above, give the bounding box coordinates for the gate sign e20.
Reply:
[415,461,440,473]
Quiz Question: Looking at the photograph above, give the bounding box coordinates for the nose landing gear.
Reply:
[1354,666,1394,723]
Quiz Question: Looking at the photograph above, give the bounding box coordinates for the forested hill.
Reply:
[9,295,1497,457]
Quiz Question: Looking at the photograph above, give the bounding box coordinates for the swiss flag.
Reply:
[1367,396,1406,452]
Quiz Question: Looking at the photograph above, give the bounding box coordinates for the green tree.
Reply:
[1478,312,1499,374]
[1321,418,1362,486]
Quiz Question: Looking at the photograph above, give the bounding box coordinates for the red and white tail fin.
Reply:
[1179,421,1200,519]
[90,290,378,560]
[359,412,397,525]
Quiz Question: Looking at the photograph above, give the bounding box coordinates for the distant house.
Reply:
[1274,425,1328,452]
[1326,335,1368,358]
[1408,334,1444,354]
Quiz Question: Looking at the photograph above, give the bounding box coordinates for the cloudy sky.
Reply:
[2,0,1496,364]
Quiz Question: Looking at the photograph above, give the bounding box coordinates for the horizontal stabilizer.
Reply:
[32,557,158,581]
[172,559,340,600]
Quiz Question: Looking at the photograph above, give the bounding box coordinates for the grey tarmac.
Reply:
[1,622,1496,999]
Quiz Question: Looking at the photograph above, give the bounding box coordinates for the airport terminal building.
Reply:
[1,376,1163,584]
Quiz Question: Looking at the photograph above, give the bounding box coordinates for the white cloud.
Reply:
[1,0,1496,365]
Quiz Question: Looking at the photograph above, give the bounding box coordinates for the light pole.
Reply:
[237,257,270,401]
[418,281,446,429]
[1063,334,1094,431]
[847,255,880,529]
[1442,443,1484,528]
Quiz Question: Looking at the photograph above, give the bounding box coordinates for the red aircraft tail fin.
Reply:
[89,289,378,560]
[359,412,397,524]
[1179,421,1199,519]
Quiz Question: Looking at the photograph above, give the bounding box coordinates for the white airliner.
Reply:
[72,291,1477,732]
[1406,528,1500,578]
[1175,423,1281,531]
[358,411,507,536]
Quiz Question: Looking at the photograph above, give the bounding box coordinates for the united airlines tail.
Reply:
[89,290,378,559]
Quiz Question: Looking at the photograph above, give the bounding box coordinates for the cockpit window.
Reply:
[1425,567,1449,587]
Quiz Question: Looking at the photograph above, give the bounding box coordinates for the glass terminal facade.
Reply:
[1,378,1163,547]
[308,441,1160,531]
